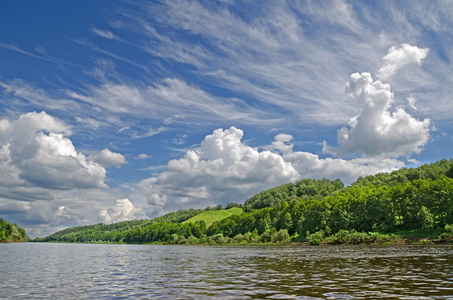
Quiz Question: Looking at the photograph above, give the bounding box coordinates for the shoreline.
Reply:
[30,235,453,246]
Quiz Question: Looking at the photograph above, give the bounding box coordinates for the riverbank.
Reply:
[35,228,453,247]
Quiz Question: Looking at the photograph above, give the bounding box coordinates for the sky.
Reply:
[1,0,452,238]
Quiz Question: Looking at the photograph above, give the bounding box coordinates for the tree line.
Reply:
[34,159,453,245]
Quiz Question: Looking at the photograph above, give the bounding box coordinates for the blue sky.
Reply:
[1,0,452,237]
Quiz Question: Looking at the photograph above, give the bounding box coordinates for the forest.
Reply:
[0,218,28,242]
[34,159,453,245]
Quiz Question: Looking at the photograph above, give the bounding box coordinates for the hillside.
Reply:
[243,159,453,212]
[0,218,28,242]
[35,159,453,245]
[183,207,243,227]
[35,207,208,243]
[243,178,344,211]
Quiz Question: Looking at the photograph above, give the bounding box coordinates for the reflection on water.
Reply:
[1,243,453,299]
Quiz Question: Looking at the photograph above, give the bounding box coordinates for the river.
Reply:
[1,243,453,299]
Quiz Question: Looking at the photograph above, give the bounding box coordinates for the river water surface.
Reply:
[1,243,453,299]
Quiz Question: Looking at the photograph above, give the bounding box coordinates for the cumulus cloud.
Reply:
[99,198,143,224]
[137,153,150,160]
[0,112,126,192]
[55,206,71,219]
[135,127,404,216]
[136,127,299,212]
[89,148,127,168]
[377,44,429,81]
[264,133,294,155]
[283,152,404,186]
[323,72,431,158]
[20,132,108,189]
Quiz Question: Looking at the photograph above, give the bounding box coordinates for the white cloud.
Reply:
[1,79,81,112]
[134,127,405,216]
[264,133,294,155]
[91,28,119,40]
[19,132,107,189]
[0,42,50,61]
[75,117,103,130]
[172,134,187,145]
[55,206,71,218]
[132,127,168,139]
[305,0,362,33]
[377,44,429,81]
[0,112,122,192]
[407,95,418,110]
[67,78,268,127]
[1,187,132,238]
[323,72,431,158]
[283,152,404,186]
[99,198,143,224]
[135,127,299,213]
[118,0,365,125]
[137,153,150,160]
[89,148,127,168]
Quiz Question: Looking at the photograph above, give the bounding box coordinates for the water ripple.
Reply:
[1,243,453,299]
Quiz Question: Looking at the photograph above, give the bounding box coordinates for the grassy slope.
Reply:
[183,208,243,227]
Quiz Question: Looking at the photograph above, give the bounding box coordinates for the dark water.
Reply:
[1,243,453,299]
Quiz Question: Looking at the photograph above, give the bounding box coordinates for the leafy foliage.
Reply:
[243,178,344,211]
[0,218,28,242]
[352,159,453,187]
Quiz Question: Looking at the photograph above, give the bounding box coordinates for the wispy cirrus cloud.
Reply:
[132,127,168,139]
[71,39,149,72]
[66,77,277,127]
[91,28,120,40]
[0,42,51,61]
[109,0,453,125]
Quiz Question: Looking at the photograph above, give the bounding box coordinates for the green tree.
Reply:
[279,212,293,232]
[256,213,271,234]
[417,206,434,233]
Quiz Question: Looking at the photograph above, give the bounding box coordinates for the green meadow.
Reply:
[183,207,243,227]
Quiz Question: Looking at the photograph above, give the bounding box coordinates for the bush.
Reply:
[445,224,453,233]
[233,233,245,243]
[243,232,252,242]
[439,224,453,241]
[187,236,199,244]
[349,231,369,244]
[330,230,388,244]
[331,229,349,244]
[218,236,231,244]
[271,229,290,243]
[260,230,273,243]
[170,234,178,244]
[308,230,324,245]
